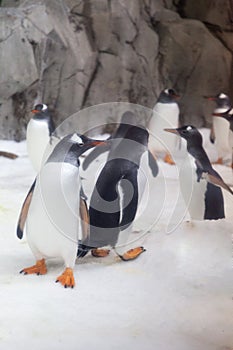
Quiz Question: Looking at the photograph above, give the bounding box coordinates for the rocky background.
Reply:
[0,0,232,140]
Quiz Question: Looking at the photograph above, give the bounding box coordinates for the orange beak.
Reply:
[31,109,39,114]
[164,128,179,135]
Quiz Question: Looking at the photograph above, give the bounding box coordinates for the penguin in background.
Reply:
[78,124,150,260]
[204,93,233,166]
[17,133,106,288]
[26,103,58,173]
[165,125,233,220]
[148,88,180,165]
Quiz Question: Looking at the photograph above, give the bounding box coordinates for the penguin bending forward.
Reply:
[165,126,233,220]
[78,124,150,260]
[148,88,180,165]
[17,133,105,288]
[26,103,57,172]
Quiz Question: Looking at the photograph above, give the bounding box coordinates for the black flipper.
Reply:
[148,150,159,177]
[16,179,36,239]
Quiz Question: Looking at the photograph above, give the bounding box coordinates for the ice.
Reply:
[0,130,232,350]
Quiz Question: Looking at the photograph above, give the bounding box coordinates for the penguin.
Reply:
[164,125,233,220]
[78,124,150,260]
[205,93,233,166]
[148,88,180,165]
[17,133,105,288]
[26,103,57,172]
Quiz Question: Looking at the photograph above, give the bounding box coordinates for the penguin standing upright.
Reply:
[26,103,57,172]
[205,93,233,166]
[78,124,150,260]
[148,88,180,164]
[165,125,233,220]
[17,133,105,288]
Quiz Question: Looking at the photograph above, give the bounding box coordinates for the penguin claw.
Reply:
[119,246,146,261]
[56,268,75,288]
[20,259,47,275]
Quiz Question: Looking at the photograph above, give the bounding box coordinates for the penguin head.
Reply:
[204,93,231,114]
[158,88,180,103]
[31,103,48,114]
[68,133,107,154]
[164,125,202,145]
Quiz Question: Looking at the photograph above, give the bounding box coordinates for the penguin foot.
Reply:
[119,247,146,261]
[20,259,47,275]
[91,248,110,258]
[56,268,75,288]
[164,153,175,165]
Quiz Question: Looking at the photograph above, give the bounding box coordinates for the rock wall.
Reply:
[0,0,232,140]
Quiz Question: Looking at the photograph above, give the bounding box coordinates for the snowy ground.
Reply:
[0,132,232,350]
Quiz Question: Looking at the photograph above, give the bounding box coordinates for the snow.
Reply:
[0,132,232,350]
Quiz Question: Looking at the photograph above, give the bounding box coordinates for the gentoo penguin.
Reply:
[26,103,56,172]
[148,88,180,164]
[165,125,233,220]
[17,133,105,288]
[205,93,233,166]
[78,124,150,260]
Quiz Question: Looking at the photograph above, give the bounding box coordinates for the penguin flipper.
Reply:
[148,150,159,177]
[203,172,233,195]
[209,126,215,144]
[82,143,110,170]
[17,179,36,239]
[79,196,90,242]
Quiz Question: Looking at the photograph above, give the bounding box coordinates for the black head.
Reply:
[47,133,107,166]
[158,88,180,103]
[164,125,203,145]
[31,103,48,114]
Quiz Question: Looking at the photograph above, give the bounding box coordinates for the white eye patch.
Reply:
[164,88,169,94]
[42,104,48,111]
[70,134,84,144]
[186,126,193,131]
[219,93,227,99]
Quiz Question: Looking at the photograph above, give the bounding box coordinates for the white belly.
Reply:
[213,117,231,158]
[26,119,51,172]
[26,162,81,264]
[179,155,206,220]
[148,102,179,154]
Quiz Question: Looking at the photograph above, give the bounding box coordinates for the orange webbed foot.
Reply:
[119,247,146,261]
[20,259,47,275]
[164,153,175,165]
[91,248,110,258]
[56,268,75,288]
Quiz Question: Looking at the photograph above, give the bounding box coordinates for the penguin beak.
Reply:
[87,140,107,147]
[164,128,179,135]
[173,93,180,100]
[203,96,216,101]
[31,109,39,114]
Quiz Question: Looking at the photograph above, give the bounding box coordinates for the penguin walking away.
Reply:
[26,103,58,172]
[165,125,233,220]
[148,88,180,165]
[205,93,233,166]
[17,133,105,288]
[78,124,150,260]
